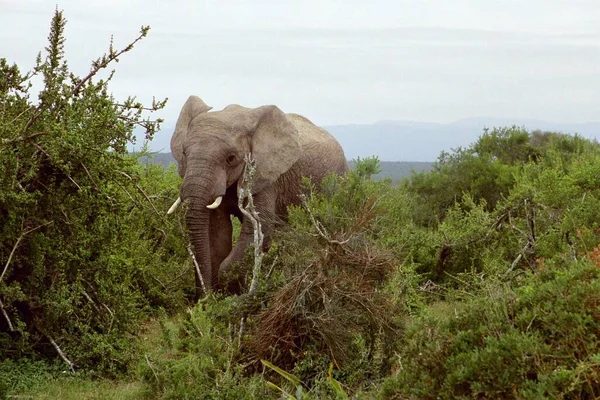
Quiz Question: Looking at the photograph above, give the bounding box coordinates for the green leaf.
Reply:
[261,359,301,387]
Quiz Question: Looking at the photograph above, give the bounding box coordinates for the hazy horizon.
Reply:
[2,1,599,160]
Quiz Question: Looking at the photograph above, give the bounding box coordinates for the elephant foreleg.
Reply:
[209,208,233,289]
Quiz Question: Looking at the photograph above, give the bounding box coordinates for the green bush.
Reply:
[138,300,271,399]
[0,10,189,376]
[380,257,600,399]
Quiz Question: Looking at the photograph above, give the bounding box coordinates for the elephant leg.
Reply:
[209,208,233,288]
[218,189,275,293]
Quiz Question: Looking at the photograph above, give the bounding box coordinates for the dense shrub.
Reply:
[248,160,402,379]
[0,11,189,375]
[139,302,271,400]
[4,9,600,399]
[380,256,600,399]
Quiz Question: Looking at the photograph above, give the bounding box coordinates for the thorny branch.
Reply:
[22,26,152,133]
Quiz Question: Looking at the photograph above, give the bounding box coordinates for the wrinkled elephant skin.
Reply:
[169,96,349,299]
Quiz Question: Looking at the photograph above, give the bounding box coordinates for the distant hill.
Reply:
[138,153,433,183]
[142,118,600,162]
[325,118,600,162]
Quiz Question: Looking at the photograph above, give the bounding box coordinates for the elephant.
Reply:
[168,95,349,299]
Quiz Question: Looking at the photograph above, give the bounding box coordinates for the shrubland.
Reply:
[2,10,600,399]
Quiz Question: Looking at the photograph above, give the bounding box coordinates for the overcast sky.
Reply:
[1,0,599,154]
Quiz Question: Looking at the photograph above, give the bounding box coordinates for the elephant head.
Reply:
[169,95,301,293]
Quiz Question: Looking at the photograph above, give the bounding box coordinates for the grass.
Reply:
[4,319,170,400]
[15,380,144,400]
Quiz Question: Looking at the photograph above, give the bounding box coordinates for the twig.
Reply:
[114,103,159,112]
[238,316,246,349]
[72,27,150,95]
[31,142,81,190]
[504,242,530,277]
[1,221,53,283]
[0,298,14,331]
[48,336,75,373]
[187,243,207,296]
[102,302,115,333]
[81,289,102,315]
[265,254,279,280]
[1,131,48,145]
[301,195,350,245]
[145,355,161,385]
[80,162,99,191]
[117,170,163,218]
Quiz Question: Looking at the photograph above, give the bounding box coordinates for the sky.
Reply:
[1,0,599,155]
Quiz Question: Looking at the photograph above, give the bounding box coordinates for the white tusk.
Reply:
[167,197,181,215]
[206,196,223,209]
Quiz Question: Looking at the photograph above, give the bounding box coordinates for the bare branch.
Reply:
[187,243,207,296]
[80,162,99,191]
[72,26,150,95]
[0,298,14,331]
[145,355,160,386]
[301,195,350,246]
[117,170,163,218]
[48,336,75,373]
[1,221,53,283]
[236,153,266,347]
[31,142,82,190]
[237,153,264,296]
[1,131,48,145]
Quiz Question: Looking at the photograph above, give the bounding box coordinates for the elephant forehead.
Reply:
[192,113,253,135]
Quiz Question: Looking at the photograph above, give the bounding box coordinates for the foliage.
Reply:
[405,127,600,227]
[380,257,600,399]
[138,301,271,400]
[261,359,349,400]
[5,8,600,399]
[247,159,402,384]
[0,10,189,376]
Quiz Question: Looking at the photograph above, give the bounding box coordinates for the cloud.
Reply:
[2,0,599,155]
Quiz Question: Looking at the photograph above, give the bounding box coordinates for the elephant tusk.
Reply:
[167,197,181,215]
[206,196,223,209]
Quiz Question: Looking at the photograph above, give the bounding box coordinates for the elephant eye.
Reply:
[226,154,236,165]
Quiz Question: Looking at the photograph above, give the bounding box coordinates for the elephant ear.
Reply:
[248,105,301,193]
[170,96,213,177]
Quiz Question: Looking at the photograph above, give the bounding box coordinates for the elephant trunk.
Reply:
[182,162,228,299]
[186,204,213,298]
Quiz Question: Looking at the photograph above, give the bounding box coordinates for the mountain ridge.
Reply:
[140,118,600,162]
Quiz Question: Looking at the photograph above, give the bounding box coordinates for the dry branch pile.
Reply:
[248,196,400,369]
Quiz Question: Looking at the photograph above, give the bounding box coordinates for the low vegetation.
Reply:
[2,10,600,399]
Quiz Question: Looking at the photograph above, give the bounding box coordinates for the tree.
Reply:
[0,10,186,375]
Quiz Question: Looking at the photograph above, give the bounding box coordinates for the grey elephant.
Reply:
[168,96,349,299]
